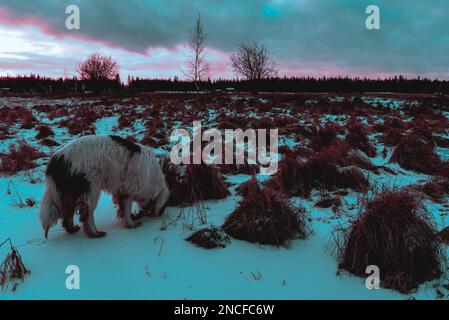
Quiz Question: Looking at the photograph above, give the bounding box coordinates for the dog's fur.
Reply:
[39,135,170,238]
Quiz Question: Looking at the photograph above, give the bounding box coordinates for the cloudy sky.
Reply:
[0,0,448,80]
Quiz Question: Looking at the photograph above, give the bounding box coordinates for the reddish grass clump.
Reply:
[59,108,98,136]
[39,138,59,147]
[161,158,230,206]
[417,179,449,203]
[184,164,231,203]
[345,121,376,157]
[390,134,441,175]
[19,109,37,129]
[309,124,339,151]
[265,155,311,197]
[236,176,262,198]
[0,125,11,140]
[35,125,55,140]
[437,226,449,244]
[383,127,403,146]
[438,161,449,179]
[0,238,29,292]
[186,227,230,249]
[222,187,310,246]
[267,148,370,198]
[337,189,445,294]
[0,141,44,175]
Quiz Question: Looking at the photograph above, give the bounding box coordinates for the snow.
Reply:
[0,95,448,300]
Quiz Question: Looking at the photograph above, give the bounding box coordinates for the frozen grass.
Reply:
[222,187,310,246]
[345,120,376,157]
[438,227,449,244]
[336,189,446,294]
[35,125,55,140]
[266,145,370,198]
[0,141,44,175]
[415,179,449,203]
[390,134,442,175]
[161,158,230,206]
[0,93,448,299]
[0,238,29,292]
[236,175,262,198]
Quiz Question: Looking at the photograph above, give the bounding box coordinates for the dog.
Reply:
[39,135,170,239]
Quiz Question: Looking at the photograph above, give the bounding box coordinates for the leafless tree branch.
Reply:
[76,53,119,81]
[183,14,210,92]
[231,42,277,80]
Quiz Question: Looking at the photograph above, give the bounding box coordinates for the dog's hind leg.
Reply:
[80,187,106,238]
[62,203,80,234]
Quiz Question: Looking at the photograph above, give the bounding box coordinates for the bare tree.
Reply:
[76,53,119,81]
[231,42,277,80]
[183,15,210,92]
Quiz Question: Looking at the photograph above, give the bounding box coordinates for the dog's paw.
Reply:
[67,225,81,234]
[87,231,107,238]
[124,221,142,229]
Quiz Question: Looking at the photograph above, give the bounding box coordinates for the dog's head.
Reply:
[138,186,170,217]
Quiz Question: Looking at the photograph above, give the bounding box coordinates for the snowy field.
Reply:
[0,93,448,300]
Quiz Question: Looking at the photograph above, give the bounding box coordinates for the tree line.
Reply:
[1,74,448,94]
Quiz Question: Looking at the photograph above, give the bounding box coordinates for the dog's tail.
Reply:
[39,177,60,239]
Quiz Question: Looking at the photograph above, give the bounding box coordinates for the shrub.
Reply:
[439,162,449,179]
[0,125,11,140]
[390,134,441,175]
[63,108,98,136]
[236,176,262,198]
[417,179,449,203]
[383,128,403,146]
[35,125,55,140]
[118,113,134,129]
[160,158,230,206]
[39,138,59,147]
[336,189,445,294]
[345,121,376,157]
[222,187,310,246]
[309,124,339,151]
[267,145,370,198]
[19,109,37,129]
[0,141,44,175]
[184,164,231,203]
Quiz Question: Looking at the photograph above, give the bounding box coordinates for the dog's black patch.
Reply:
[46,154,90,200]
[109,135,141,154]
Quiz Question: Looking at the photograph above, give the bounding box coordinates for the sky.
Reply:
[0,0,448,80]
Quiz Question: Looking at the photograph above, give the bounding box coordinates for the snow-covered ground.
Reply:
[0,94,448,300]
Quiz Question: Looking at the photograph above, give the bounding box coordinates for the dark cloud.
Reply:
[1,0,449,78]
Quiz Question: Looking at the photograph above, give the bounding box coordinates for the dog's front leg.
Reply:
[120,197,141,229]
[81,205,107,238]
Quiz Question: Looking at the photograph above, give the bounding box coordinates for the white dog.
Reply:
[39,135,170,239]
